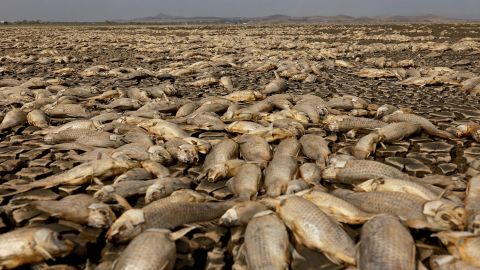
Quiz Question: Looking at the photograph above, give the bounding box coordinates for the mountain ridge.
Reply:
[125,13,475,23]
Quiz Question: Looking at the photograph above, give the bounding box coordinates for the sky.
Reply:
[0,0,479,22]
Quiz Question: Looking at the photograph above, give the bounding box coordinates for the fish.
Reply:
[113,229,177,270]
[358,214,416,270]
[301,189,373,224]
[31,194,116,228]
[0,227,74,269]
[226,163,262,200]
[107,200,234,243]
[244,211,290,270]
[277,196,356,265]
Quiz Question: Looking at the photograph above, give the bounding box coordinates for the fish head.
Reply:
[207,164,228,182]
[253,91,267,100]
[454,124,470,137]
[33,228,74,260]
[93,185,115,202]
[177,144,199,164]
[106,209,145,243]
[376,105,391,118]
[424,200,465,231]
[148,145,173,164]
[87,203,116,228]
[219,208,239,226]
[145,183,167,204]
[183,137,211,154]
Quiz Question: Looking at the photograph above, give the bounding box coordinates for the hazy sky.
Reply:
[1,0,479,22]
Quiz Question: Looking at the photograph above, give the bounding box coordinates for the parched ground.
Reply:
[0,23,480,269]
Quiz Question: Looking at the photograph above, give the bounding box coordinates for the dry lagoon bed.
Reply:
[0,23,480,269]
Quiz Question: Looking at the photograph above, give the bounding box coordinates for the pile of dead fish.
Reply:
[1,70,480,270]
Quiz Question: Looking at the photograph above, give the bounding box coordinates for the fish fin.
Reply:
[435,186,450,200]
[379,141,387,149]
[289,243,305,262]
[113,194,133,210]
[323,252,343,265]
[405,219,430,229]
[171,225,198,241]
[92,177,104,186]
[34,244,55,261]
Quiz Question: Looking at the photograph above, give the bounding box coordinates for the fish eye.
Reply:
[440,214,450,221]
[118,224,128,231]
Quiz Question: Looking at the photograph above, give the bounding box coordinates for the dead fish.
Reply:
[138,119,188,140]
[164,137,199,164]
[34,119,102,135]
[352,132,383,159]
[332,189,463,231]
[299,134,330,169]
[275,137,301,157]
[263,73,287,95]
[31,194,115,228]
[465,175,480,232]
[277,196,356,265]
[301,189,373,224]
[286,179,310,194]
[189,77,218,87]
[323,115,387,132]
[226,163,262,200]
[0,108,27,130]
[223,90,265,102]
[326,95,367,110]
[435,231,480,268]
[454,122,480,138]
[0,227,74,269]
[202,138,239,182]
[264,155,297,197]
[236,134,272,168]
[114,168,154,183]
[148,145,175,165]
[141,160,170,178]
[355,178,439,201]
[323,159,410,185]
[430,255,479,270]
[220,76,234,90]
[0,153,137,196]
[186,112,226,131]
[299,163,322,185]
[27,109,49,128]
[225,120,267,134]
[383,110,454,139]
[245,211,290,270]
[233,101,274,121]
[44,103,90,118]
[145,177,192,203]
[176,102,200,118]
[94,179,157,203]
[107,200,234,243]
[113,229,177,270]
[219,201,268,226]
[358,214,416,270]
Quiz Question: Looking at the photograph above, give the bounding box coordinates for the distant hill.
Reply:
[125,13,472,24]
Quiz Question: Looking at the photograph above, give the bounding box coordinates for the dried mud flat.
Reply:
[0,23,480,270]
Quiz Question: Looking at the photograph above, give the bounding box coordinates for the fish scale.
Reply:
[114,230,176,270]
[325,115,387,132]
[143,201,234,230]
[359,214,416,270]
[332,190,427,221]
[245,212,289,270]
[383,112,454,139]
[277,196,356,265]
